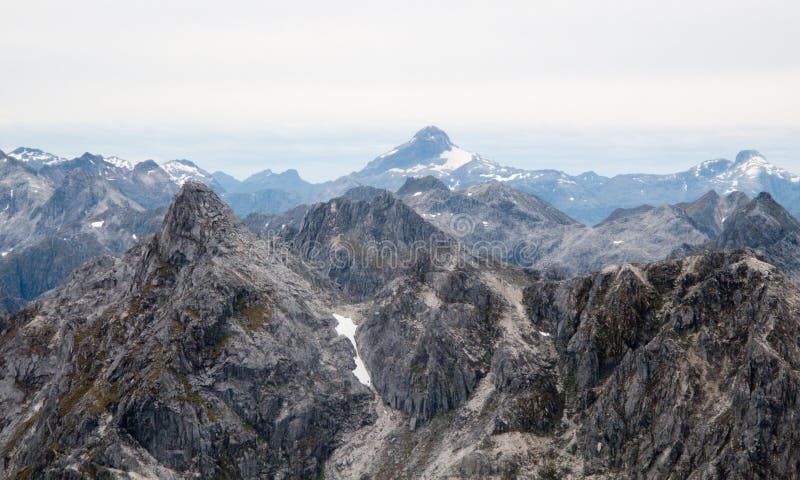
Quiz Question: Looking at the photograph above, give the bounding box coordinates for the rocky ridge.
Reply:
[0,183,373,478]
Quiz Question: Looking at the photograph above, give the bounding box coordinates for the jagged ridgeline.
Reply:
[2,183,800,479]
[0,183,374,478]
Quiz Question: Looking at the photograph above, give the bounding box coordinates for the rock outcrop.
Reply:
[526,251,800,478]
[0,182,373,479]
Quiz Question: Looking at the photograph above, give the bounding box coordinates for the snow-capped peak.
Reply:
[369,126,487,177]
[731,152,798,183]
[707,150,800,193]
[103,156,136,170]
[162,159,213,186]
[8,147,66,166]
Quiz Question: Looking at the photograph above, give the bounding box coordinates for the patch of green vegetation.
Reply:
[563,374,578,407]
[241,303,272,330]
[535,459,562,480]
[211,332,230,357]
[90,381,122,414]
[13,464,33,480]
[59,383,92,417]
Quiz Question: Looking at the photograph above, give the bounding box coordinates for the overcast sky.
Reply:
[1,0,799,181]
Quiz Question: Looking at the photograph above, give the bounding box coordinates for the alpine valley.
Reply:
[1,128,800,479]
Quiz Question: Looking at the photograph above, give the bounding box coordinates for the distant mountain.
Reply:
[209,168,320,216]
[333,127,800,225]
[210,170,242,192]
[353,126,485,187]
[162,159,225,191]
[0,151,174,312]
[11,129,800,227]
[398,177,581,269]
[239,168,315,194]
[673,191,800,285]
[397,175,754,275]
[222,188,304,216]
[7,147,67,170]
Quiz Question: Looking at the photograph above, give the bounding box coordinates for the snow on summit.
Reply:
[8,147,66,167]
[103,156,136,170]
[162,159,215,186]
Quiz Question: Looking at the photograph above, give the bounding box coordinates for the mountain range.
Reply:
[2,129,800,477]
[1,181,799,478]
[8,126,800,226]
[3,127,800,315]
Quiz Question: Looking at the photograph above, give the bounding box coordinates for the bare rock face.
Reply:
[358,268,504,428]
[674,191,800,285]
[526,251,800,478]
[286,191,449,301]
[0,182,373,479]
[399,177,753,277]
[4,178,800,480]
[284,191,516,427]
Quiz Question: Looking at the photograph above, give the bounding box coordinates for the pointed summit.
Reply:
[361,126,478,176]
[158,181,244,263]
[411,125,452,147]
[735,150,764,164]
[716,190,800,249]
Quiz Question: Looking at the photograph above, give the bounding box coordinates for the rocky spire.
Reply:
[157,181,245,264]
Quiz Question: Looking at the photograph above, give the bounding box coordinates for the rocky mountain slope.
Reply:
[0,183,373,478]
[0,151,171,314]
[536,190,747,274]
[673,191,800,285]
[2,181,799,479]
[523,251,800,479]
[397,175,752,276]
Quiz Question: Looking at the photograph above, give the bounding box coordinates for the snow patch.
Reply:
[163,160,210,186]
[334,314,372,386]
[104,156,135,170]
[7,148,66,165]
[479,172,532,182]
[378,148,398,158]
[90,221,104,228]
[433,147,474,171]
[413,191,422,197]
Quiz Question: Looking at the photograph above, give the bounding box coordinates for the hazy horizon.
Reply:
[2,0,798,182]
[3,125,800,183]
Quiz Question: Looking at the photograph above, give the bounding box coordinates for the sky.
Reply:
[1,0,799,182]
